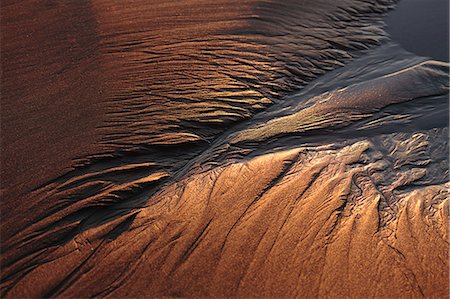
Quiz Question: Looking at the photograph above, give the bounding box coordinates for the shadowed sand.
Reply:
[1,0,448,298]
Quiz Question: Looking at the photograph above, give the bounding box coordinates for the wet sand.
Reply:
[1,0,448,298]
[385,0,449,61]
[0,0,108,214]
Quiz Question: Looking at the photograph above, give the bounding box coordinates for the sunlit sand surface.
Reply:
[1,0,448,298]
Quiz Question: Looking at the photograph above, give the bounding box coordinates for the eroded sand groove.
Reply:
[1,0,397,242]
[0,0,448,298]
[2,128,448,298]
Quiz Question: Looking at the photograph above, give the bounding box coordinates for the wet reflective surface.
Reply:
[1,1,448,298]
[385,0,449,61]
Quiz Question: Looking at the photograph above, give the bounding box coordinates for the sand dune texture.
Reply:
[1,0,448,298]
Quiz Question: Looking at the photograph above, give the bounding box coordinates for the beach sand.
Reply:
[1,0,448,297]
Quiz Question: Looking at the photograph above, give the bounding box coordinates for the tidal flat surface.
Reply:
[1,0,448,298]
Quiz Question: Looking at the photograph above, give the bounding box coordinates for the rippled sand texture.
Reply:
[1,0,448,298]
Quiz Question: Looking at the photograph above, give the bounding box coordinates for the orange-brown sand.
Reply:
[1,0,448,298]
